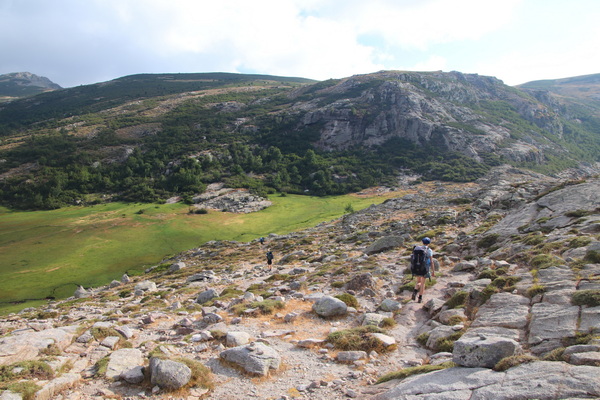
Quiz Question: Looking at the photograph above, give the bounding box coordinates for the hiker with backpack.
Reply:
[411,237,435,303]
[266,250,274,268]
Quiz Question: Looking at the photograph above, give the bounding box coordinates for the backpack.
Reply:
[410,245,428,276]
[266,251,273,260]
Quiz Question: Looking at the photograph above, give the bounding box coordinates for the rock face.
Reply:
[371,362,600,400]
[294,71,566,165]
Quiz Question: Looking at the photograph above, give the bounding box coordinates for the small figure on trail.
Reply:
[259,237,265,245]
[410,237,435,303]
[266,250,274,268]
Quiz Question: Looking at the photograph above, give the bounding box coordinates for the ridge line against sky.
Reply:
[1,0,599,88]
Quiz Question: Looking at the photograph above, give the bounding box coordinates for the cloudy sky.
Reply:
[1,0,598,88]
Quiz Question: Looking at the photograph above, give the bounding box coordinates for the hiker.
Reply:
[411,237,435,303]
[266,250,274,268]
[259,237,265,245]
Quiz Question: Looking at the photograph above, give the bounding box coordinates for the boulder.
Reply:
[345,273,375,291]
[312,296,348,318]
[105,348,143,380]
[226,332,251,347]
[336,351,367,362]
[453,335,522,368]
[149,357,192,390]
[528,303,579,351]
[196,288,218,304]
[120,365,145,384]
[74,286,89,299]
[364,236,404,255]
[362,313,386,327]
[219,342,281,376]
[169,262,186,272]
[134,280,157,293]
[379,298,401,312]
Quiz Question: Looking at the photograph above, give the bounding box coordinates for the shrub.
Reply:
[477,269,498,280]
[522,233,544,246]
[252,299,285,315]
[477,234,500,249]
[118,289,132,298]
[436,331,464,352]
[376,362,456,384]
[480,284,500,304]
[565,209,591,218]
[526,284,546,298]
[571,290,600,307]
[331,281,345,288]
[381,317,396,328]
[542,347,565,361]
[327,326,392,353]
[416,332,430,347]
[529,254,563,269]
[493,355,538,372]
[569,236,592,249]
[492,276,521,290]
[334,293,359,309]
[445,291,468,309]
[584,250,600,263]
[3,381,42,400]
[177,358,214,391]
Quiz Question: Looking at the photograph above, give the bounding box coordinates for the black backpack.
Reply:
[410,245,427,277]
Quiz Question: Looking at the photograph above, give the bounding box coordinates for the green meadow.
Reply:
[0,192,396,314]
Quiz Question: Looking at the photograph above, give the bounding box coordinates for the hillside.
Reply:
[0,168,598,399]
[0,71,599,210]
[0,72,62,102]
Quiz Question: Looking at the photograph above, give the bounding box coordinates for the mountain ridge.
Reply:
[0,70,599,210]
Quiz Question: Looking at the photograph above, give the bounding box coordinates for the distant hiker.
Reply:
[259,237,265,245]
[411,237,435,303]
[266,250,274,268]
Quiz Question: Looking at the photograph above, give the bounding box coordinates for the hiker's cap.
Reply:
[422,237,431,244]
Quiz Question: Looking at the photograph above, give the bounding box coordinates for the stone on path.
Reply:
[219,342,281,376]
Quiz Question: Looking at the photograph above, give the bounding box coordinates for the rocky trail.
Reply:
[1,166,599,400]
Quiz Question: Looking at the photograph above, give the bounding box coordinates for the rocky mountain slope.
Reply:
[0,72,62,102]
[1,166,599,399]
[1,70,599,210]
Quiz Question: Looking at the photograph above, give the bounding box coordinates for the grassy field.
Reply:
[0,191,397,314]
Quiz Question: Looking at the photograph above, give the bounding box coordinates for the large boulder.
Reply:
[312,296,348,318]
[219,342,281,376]
[0,326,78,366]
[453,335,522,368]
[344,273,375,291]
[196,288,218,304]
[364,236,404,255]
[149,358,192,390]
[471,293,529,330]
[105,348,144,380]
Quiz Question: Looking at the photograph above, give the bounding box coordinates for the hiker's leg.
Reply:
[418,277,425,295]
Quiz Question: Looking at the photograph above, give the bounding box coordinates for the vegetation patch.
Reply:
[477,269,498,280]
[435,331,464,352]
[569,236,592,248]
[571,290,600,307]
[334,293,359,309]
[376,362,456,384]
[477,234,500,249]
[493,354,538,372]
[327,326,392,353]
[176,357,215,391]
[444,291,468,309]
[526,284,546,298]
[529,254,563,269]
[584,250,600,264]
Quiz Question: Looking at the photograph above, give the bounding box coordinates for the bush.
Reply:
[584,250,600,263]
[477,234,500,249]
[436,331,464,352]
[477,269,498,280]
[493,354,538,372]
[569,236,592,248]
[571,290,600,307]
[327,326,392,353]
[177,357,214,391]
[445,291,468,309]
[526,284,546,298]
[334,293,359,309]
[376,362,456,384]
[529,254,563,269]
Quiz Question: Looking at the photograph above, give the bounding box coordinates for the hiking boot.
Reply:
[411,289,418,301]
[418,295,423,303]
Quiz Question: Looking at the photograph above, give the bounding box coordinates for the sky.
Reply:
[1,0,599,88]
